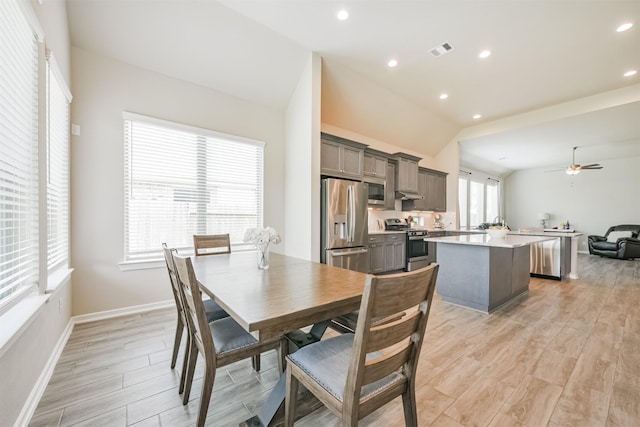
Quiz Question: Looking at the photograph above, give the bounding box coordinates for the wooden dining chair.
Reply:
[193,233,231,256]
[162,244,229,391]
[284,264,439,427]
[172,253,287,427]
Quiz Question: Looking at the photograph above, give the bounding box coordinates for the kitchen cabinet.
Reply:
[368,233,406,273]
[320,133,366,179]
[367,235,386,274]
[424,169,447,211]
[363,151,387,178]
[385,233,406,271]
[402,167,448,212]
[394,153,420,194]
[384,161,396,210]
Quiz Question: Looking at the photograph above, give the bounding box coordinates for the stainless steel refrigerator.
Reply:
[321,178,369,273]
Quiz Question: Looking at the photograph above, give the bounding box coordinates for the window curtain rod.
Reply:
[487,177,500,183]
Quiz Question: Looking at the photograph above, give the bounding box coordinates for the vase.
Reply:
[257,243,270,269]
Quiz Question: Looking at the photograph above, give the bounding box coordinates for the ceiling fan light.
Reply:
[566,169,580,176]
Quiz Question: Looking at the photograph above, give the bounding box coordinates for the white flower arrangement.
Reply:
[244,227,281,269]
[243,227,281,248]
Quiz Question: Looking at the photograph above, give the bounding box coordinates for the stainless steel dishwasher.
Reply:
[530,237,561,279]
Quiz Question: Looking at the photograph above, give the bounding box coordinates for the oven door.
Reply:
[407,235,429,261]
[407,235,433,271]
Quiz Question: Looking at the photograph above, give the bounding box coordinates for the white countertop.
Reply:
[510,230,583,238]
[368,230,407,235]
[424,234,557,248]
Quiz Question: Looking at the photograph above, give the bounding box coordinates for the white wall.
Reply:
[70,47,286,315]
[1,2,72,426]
[284,53,322,261]
[504,156,640,252]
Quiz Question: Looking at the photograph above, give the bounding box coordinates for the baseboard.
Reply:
[14,318,74,427]
[73,300,174,324]
[16,299,174,427]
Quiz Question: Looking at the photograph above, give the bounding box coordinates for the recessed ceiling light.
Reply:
[472,114,482,120]
[439,93,449,100]
[616,22,633,32]
[623,70,637,77]
[387,59,398,68]
[478,50,492,59]
[337,10,349,21]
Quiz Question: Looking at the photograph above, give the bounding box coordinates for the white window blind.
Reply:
[46,55,71,273]
[123,113,264,262]
[0,0,40,306]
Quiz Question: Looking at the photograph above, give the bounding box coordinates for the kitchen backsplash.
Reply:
[368,208,457,231]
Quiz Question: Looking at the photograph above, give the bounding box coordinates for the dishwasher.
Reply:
[530,237,561,279]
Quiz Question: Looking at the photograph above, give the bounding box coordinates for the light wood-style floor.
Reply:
[29,254,639,426]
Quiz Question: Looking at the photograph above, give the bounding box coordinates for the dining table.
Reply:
[191,250,369,426]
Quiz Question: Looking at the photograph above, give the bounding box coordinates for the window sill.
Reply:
[0,291,49,358]
[46,267,74,293]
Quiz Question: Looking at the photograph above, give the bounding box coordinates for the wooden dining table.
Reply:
[191,250,369,426]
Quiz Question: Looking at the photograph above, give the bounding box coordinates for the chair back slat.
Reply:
[345,264,439,406]
[366,310,420,353]
[368,269,436,320]
[362,344,413,385]
[193,234,231,256]
[173,254,216,358]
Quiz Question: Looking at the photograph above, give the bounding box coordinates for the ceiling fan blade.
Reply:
[544,168,566,173]
[580,165,603,170]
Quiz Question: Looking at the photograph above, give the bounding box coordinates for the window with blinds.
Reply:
[47,56,71,274]
[123,113,264,262]
[0,0,40,307]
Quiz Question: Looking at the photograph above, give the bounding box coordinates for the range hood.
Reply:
[395,191,423,200]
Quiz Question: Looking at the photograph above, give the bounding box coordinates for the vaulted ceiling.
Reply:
[66,0,640,171]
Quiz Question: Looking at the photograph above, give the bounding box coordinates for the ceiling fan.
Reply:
[547,146,603,175]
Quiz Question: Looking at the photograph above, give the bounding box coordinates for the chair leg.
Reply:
[401,383,418,427]
[277,337,287,374]
[178,334,191,394]
[196,356,216,427]
[171,318,184,369]
[252,354,261,371]
[284,366,299,427]
[182,342,199,405]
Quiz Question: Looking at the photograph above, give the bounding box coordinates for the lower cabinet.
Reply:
[368,233,406,274]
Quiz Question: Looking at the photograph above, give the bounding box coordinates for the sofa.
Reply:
[588,225,640,260]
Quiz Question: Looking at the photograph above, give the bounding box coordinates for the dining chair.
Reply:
[162,244,229,390]
[191,234,263,370]
[193,233,231,256]
[284,264,439,426]
[172,253,287,427]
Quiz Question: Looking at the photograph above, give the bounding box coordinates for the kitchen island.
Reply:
[424,234,555,313]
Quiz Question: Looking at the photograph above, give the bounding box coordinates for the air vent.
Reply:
[429,42,454,57]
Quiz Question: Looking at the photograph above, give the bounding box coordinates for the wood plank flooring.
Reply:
[29,254,639,426]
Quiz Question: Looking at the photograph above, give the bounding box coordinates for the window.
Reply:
[458,171,501,228]
[46,55,72,276]
[123,113,264,262]
[0,0,40,309]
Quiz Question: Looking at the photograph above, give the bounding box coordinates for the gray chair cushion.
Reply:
[287,333,404,402]
[209,317,257,353]
[203,299,229,322]
[592,241,618,251]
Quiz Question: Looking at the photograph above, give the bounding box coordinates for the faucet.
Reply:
[493,216,506,227]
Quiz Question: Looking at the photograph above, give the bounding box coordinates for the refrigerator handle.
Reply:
[347,185,355,243]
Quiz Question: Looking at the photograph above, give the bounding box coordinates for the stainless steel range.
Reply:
[384,219,435,271]
[406,229,433,271]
